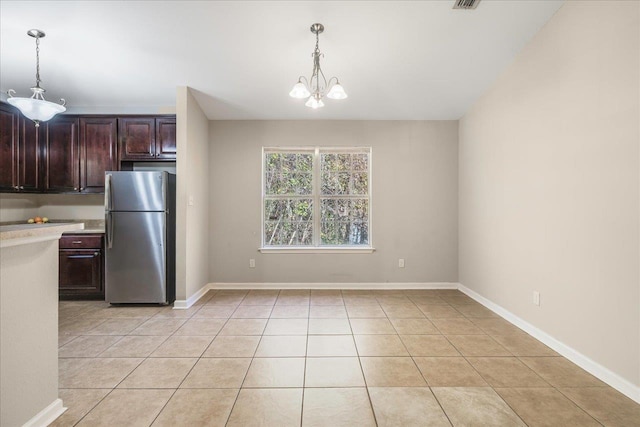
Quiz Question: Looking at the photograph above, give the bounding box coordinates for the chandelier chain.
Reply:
[35,36,41,87]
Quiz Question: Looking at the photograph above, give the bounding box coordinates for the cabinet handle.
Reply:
[13,186,19,190]
[94,252,100,256]
[74,187,78,191]
[19,186,24,190]
[80,187,84,191]
[72,241,83,244]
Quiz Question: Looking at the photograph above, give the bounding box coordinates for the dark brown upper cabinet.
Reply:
[18,118,42,192]
[0,103,42,192]
[0,102,176,194]
[119,117,156,160]
[156,118,177,159]
[43,116,80,193]
[119,117,176,161]
[0,104,19,191]
[80,117,118,193]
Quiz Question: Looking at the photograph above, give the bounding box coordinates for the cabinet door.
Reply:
[156,118,176,159]
[44,117,80,192]
[17,118,42,192]
[59,248,104,298]
[80,117,118,193]
[119,117,156,160]
[0,103,18,191]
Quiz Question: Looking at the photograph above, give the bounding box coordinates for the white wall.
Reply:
[0,194,39,222]
[175,87,210,302]
[209,120,458,284]
[459,0,639,390]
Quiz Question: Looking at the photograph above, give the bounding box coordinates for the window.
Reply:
[262,147,371,251]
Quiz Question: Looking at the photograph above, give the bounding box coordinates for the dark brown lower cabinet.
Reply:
[59,234,104,299]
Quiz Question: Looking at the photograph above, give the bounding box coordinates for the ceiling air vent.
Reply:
[453,0,480,9]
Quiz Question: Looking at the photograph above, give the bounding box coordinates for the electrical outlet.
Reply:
[249,259,256,268]
[398,259,405,268]
[533,291,540,306]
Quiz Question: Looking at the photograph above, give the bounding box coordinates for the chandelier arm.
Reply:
[7,89,16,98]
[327,77,339,89]
[299,76,311,91]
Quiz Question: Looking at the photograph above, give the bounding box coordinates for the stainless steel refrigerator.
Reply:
[104,171,176,304]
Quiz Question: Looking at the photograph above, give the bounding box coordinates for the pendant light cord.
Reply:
[35,36,41,88]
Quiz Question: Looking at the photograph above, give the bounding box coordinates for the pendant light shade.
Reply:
[305,96,324,109]
[289,81,311,99]
[7,93,66,123]
[326,82,348,100]
[6,29,66,127]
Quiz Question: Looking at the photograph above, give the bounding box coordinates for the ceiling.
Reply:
[0,1,563,120]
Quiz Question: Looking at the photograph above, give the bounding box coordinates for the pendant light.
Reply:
[289,23,347,109]
[7,29,66,127]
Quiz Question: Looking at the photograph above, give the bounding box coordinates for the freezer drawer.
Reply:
[105,211,167,303]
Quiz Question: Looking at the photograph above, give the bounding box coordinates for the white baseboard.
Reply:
[458,283,640,404]
[173,284,213,309]
[22,398,66,427]
[173,282,459,308]
[209,282,459,290]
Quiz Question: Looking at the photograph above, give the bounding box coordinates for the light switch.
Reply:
[188,196,194,206]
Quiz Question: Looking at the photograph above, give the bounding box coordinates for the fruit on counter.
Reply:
[26,216,49,224]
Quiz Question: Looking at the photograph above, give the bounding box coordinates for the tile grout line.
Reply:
[299,290,311,427]
[438,325,535,427]
[223,289,267,427]
[346,291,379,427]
[146,290,244,427]
[402,293,469,427]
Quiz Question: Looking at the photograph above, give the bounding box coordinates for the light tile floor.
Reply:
[53,289,640,426]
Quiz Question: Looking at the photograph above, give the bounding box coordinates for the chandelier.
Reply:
[7,29,66,127]
[289,23,347,109]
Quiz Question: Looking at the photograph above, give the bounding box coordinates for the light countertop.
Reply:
[0,223,85,247]
[64,228,105,234]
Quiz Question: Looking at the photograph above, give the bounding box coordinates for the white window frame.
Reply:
[260,146,374,254]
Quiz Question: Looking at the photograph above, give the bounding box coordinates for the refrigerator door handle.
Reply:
[107,212,114,249]
[105,173,113,212]
[161,173,167,212]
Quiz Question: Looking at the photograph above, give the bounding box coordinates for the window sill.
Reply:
[259,246,376,254]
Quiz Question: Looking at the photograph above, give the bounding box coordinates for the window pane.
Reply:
[320,198,369,245]
[264,199,313,246]
[297,153,313,171]
[349,199,369,222]
[296,221,313,245]
[352,172,368,195]
[322,172,350,195]
[352,153,369,171]
[265,199,313,221]
[265,152,313,195]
